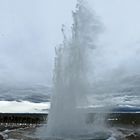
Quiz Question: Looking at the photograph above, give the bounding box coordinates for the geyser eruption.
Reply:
[47,0,102,138]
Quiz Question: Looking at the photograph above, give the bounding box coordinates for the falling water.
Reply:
[46,0,103,138]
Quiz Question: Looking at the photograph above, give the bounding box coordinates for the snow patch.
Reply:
[0,101,50,113]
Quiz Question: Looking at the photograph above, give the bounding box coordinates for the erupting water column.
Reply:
[47,0,101,138]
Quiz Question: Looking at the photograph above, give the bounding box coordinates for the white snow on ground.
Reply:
[0,94,139,113]
[0,101,50,113]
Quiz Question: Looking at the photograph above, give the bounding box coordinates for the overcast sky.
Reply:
[0,0,140,86]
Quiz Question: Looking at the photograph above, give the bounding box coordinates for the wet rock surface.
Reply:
[125,132,140,140]
[0,124,40,140]
[7,127,39,140]
[0,135,4,140]
[1,125,140,140]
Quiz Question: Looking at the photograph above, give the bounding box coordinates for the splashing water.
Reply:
[45,1,108,139]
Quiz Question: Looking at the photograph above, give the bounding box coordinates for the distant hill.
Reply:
[113,106,140,113]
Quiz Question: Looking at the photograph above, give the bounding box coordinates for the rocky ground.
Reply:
[0,124,40,140]
[0,124,138,140]
[0,112,139,140]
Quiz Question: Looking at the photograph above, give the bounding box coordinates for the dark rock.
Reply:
[125,132,140,140]
[0,135,4,140]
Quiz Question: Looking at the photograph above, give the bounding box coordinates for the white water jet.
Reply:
[46,0,103,138]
